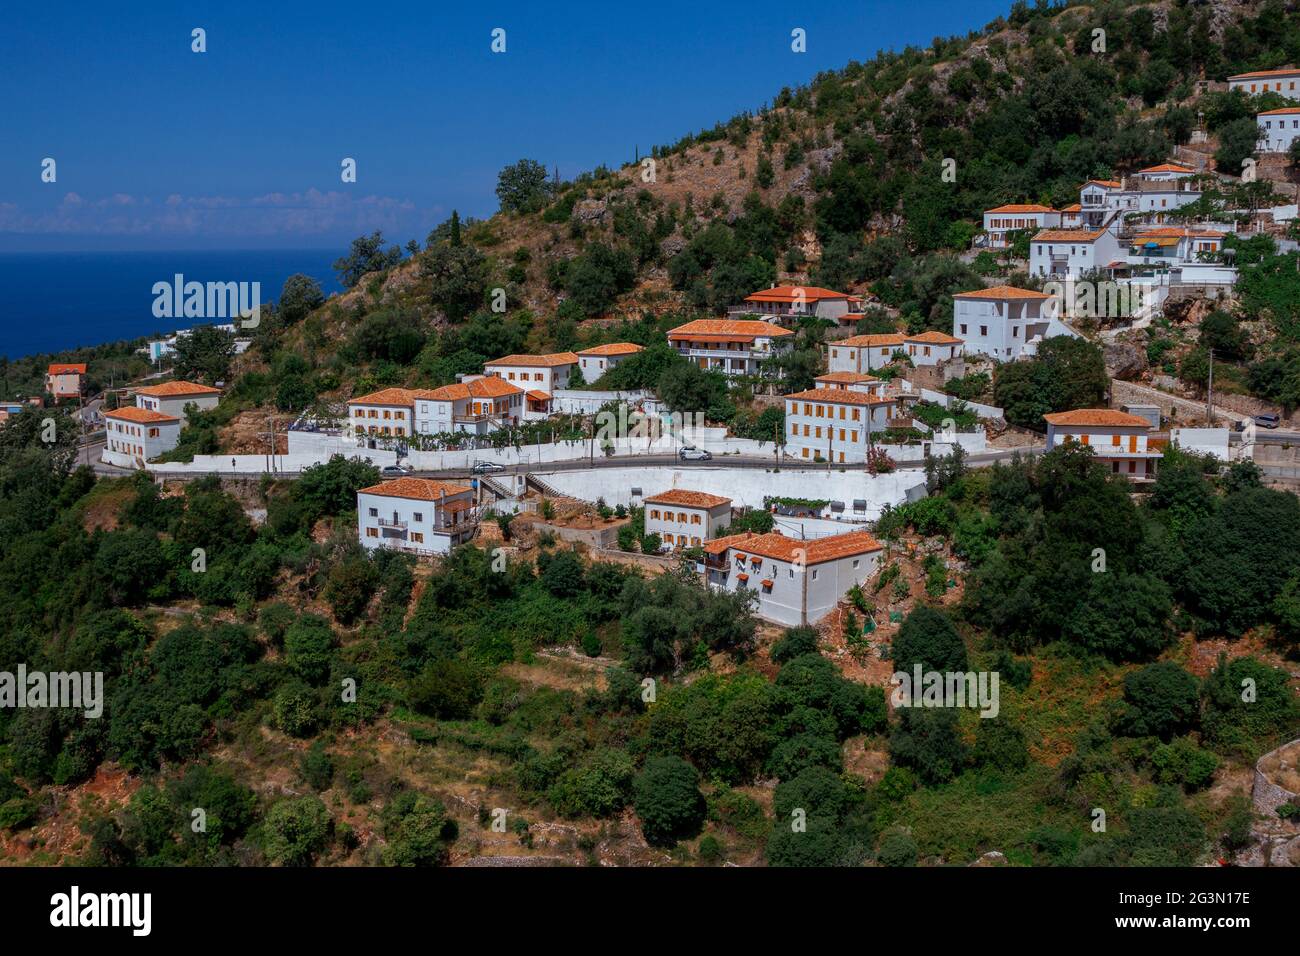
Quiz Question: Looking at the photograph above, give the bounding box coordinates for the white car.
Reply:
[678,446,712,461]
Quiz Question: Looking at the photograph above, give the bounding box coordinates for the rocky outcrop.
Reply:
[1103,341,1147,381]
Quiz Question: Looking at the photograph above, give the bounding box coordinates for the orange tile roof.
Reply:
[577,342,644,357]
[1059,203,1082,212]
[485,352,579,368]
[348,387,419,407]
[1260,107,1300,115]
[986,203,1056,214]
[714,530,883,566]
[838,333,906,347]
[105,406,179,423]
[1138,163,1194,174]
[744,285,860,303]
[815,371,880,384]
[643,488,732,509]
[1230,68,1300,80]
[1033,228,1108,242]
[953,285,1052,301]
[667,319,795,339]
[420,377,524,402]
[526,390,551,402]
[905,331,964,344]
[1043,409,1152,428]
[785,387,897,407]
[1083,180,1122,189]
[358,477,474,501]
[47,363,87,374]
[1136,227,1224,239]
[134,380,221,397]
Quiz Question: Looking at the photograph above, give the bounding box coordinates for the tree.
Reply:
[333,231,403,288]
[496,159,550,214]
[264,796,332,866]
[1117,662,1199,741]
[382,791,457,866]
[633,756,706,847]
[278,274,325,324]
[409,659,484,719]
[424,243,488,321]
[993,336,1108,428]
[889,708,968,785]
[1214,117,1263,176]
[284,615,337,685]
[172,325,236,384]
[892,606,968,674]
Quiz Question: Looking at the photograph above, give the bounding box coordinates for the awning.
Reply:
[760,579,774,588]
[736,573,749,582]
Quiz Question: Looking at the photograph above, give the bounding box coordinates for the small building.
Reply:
[1029,227,1125,280]
[643,489,733,551]
[666,319,795,377]
[826,333,907,374]
[981,204,1061,248]
[1258,107,1300,152]
[735,285,862,322]
[1229,67,1300,100]
[357,477,477,555]
[1043,408,1163,480]
[1135,162,1196,183]
[484,353,580,395]
[102,406,181,468]
[904,330,964,366]
[576,342,644,380]
[1079,180,1124,229]
[699,529,885,626]
[784,388,899,464]
[953,286,1064,361]
[347,387,420,440]
[1058,203,1083,228]
[45,363,86,400]
[813,371,885,395]
[1128,227,1224,269]
[133,380,221,423]
[415,377,526,434]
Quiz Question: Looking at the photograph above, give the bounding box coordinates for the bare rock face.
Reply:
[969,850,1007,867]
[572,198,608,224]
[1104,341,1147,381]
[659,234,686,259]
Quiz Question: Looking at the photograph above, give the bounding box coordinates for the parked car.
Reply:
[1253,413,1281,429]
[472,460,505,474]
[380,464,412,477]
[678,446,712,461]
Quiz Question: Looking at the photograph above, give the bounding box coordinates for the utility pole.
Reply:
[1205,348,1215,425]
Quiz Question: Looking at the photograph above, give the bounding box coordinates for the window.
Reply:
[368,508,378,517]
[366,527,378,538]
[980,325,988,336]
[413,512,423,522]
[650,509,660,519]
[959,324,967,334]
[851,409,860,422]
[815,427,822,438]
[691,514,701,524]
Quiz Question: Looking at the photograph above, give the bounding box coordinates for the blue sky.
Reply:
[0,0,1013,251]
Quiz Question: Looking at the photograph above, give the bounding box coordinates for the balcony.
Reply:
[377,517,407,529]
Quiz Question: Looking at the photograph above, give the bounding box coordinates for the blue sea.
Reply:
[0,249,344,359]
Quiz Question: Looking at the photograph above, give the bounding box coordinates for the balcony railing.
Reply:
[377,517,407,529]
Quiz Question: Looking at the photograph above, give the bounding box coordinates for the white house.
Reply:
[666,319,795,377]
[1229,68,1300,100]
[1058,203,1083,228]
[1030,227,1126,280]
[133,381,221,422]
[347,387,420,440]
[1258,107,1300,152]
[484,353,580,395]
[576,343,644,380]
[357,477,477,555]
[700,529,885,626]
[1128,227,1225,270]
[953,286,1072,361]
[826,333,907,374]
[813,371,885,395]
[414,377,526,434]
[643,489,732,551]
[784,388,899,464]
[1079,180,1124,228]
[1043,409,1164,480]
[733,285,862,322]
[904,331,963,366]
[1135,162,1196,183]
[981,204,1061,248]
[102,406,181,468]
